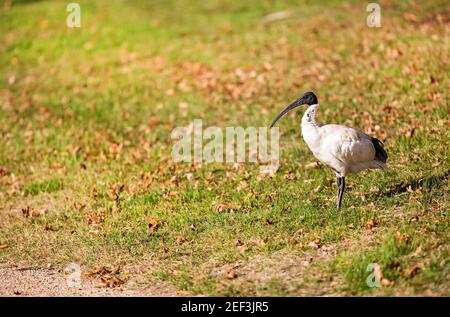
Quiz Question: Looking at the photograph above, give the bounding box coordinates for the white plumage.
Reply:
[271,92,387,208]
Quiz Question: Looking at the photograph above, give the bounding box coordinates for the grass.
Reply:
[23,179,63,196]
[0,0,449,296]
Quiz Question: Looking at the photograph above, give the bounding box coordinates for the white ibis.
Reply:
[270,92,387,209]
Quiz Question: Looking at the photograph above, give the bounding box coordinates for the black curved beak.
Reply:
[270,97,306,128]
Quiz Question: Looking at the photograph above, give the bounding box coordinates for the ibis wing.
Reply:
[371,137,388,162]
[320,125,376,166]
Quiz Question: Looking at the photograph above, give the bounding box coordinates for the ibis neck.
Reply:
[302,104,319,128]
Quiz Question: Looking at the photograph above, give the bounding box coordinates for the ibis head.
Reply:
[270,91,318,128]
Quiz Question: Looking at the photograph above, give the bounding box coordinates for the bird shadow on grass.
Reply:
[376,169,450,198]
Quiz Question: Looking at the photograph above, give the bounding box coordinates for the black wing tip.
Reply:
[372,137,388,163]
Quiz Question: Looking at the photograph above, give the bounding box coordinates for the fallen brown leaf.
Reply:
[304,161,320,169]
[224,269,237,280]
[74,202,86,211]
[248,238,267,247]
[149,116,159,126]
[405,128,415,138]
[148,218,163,233]
[214,203,231,213]
[381,278,394,286]
[175,236,187,245]
[43,223,54,231]
[404,13,420,22]
[308,239,321,249]
[86,212,104,225]
[413,246,422,257]
[404,266,420,278]
[235,239,244,246]
[97,275,124,288]
[394,231,411,244]
[365,218,380,230]
[21,206,31,218]
[88,266,125,288]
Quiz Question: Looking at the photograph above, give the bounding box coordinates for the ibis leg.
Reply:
[336,176,341,208]
[336,176,345,209]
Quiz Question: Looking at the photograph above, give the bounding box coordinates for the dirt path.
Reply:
[0,240,346,297]
[0,265,178,297]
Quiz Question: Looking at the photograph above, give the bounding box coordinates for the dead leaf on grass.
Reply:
[365,218,379,230]
[97,275,124,288]
[224,269,237,280]
[381,278,394,286]
[403,266,420,278]
[175,236,187,245]
[214,203,235,213]
[405,128,415,138]
[43,223,54,231]
[148,218,164,234]
[394,231,411,244]
[21,206,31,218]
[87,266,125,288]
[248,238,267,247]
[308,239,321,249]
[304,161,320,169]
[74,202,86,211]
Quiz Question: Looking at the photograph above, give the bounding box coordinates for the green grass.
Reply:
[0,0,449,296]
[23,179,63,196]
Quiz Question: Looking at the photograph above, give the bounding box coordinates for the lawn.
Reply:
[0,0,449,296]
